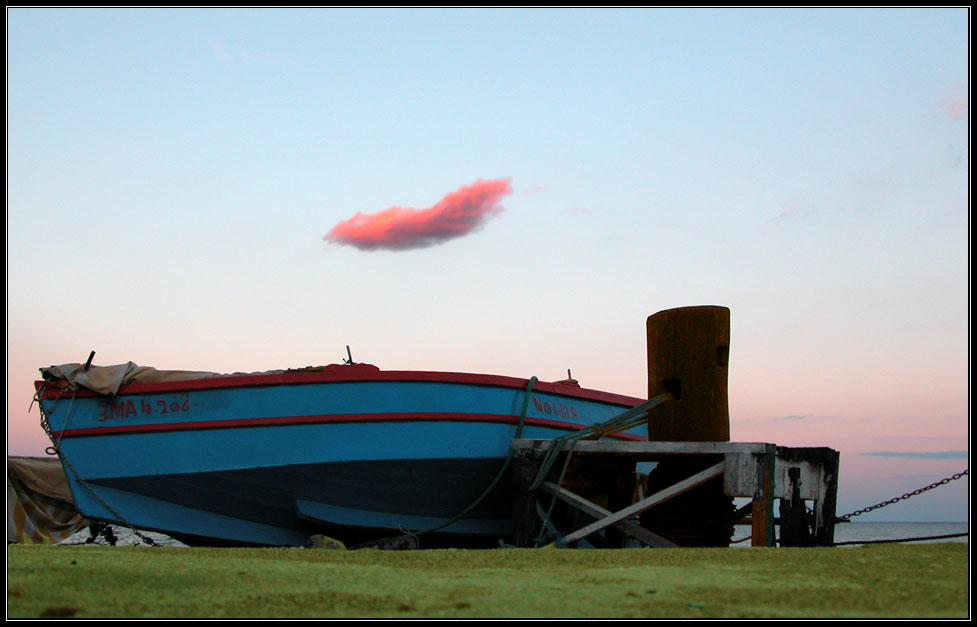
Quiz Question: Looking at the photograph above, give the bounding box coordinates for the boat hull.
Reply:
[37,365,646,546]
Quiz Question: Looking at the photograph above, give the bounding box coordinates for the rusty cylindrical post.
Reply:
[646,305,730,443]
[640,305,735,546]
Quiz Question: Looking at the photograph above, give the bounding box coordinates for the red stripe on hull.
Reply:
[55,411,649,441]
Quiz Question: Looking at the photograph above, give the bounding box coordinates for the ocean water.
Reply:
[732,521,969,547]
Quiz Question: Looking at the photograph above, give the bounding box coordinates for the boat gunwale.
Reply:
[35,366,646,408]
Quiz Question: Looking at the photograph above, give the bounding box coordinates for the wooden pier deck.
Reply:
[509,439,840,548]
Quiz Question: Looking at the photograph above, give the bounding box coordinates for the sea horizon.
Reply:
[733,520,969,546]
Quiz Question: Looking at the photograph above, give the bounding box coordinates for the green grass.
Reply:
[6,542,969,619]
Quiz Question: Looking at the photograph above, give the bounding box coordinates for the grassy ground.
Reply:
[6,542,969,619]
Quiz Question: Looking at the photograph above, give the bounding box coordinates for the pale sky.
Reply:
[6,7,970,521]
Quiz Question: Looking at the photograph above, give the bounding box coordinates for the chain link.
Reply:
[33,382,66,455]
[33,384,158,547]
[838,470,969,521]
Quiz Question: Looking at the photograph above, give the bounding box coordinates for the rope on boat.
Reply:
[528,392,675,493]
[399,376,541,540]
[529,391,676,547]
[405,383,675,547]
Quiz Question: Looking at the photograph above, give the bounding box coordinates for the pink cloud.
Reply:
[324,178,512,251]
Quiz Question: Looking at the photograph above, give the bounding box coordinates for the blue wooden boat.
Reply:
[34,361,649,547]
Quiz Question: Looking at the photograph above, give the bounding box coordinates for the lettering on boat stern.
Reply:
[95,393,201,422]
[532,397,579,420]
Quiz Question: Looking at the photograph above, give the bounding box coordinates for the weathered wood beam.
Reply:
[539,482,678,548]
[751,450,776,547]
[556,461,725,546]
[511,439,772,456]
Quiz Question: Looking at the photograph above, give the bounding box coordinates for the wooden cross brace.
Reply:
[541,460,726,547]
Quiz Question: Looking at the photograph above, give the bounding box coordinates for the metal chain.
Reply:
[33,383,68,456]
[838,470,969,521]
[33,385,159,547]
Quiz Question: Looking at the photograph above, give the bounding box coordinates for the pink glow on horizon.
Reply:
[324,178,512,251]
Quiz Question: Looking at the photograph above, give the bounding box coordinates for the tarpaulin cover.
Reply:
[39,362,223,396]
[7,456,88,544]
[38,362,303,396]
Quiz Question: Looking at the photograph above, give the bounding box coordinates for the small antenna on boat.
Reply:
[84,351,96,371]
[555,368,580,386]
[344,346,355,365]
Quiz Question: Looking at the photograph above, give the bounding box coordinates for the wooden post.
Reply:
[779,467,809,546]
[641,306,735,546]
[509,440,840,549]
[776,446,841,546]
[751,450,776,547]
[646,305,730,443]
[812,448,840,547]
[511,453,542,547]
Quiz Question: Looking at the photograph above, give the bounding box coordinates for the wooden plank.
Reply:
[732,501,753,524]
[511,439,774,456]
[539,482,678,548]
[510,439,840,548]
[751,451,776,547]
[769,460,820,500]
[812,448,840,546]
[779,466,809,546]
[724,452,759,498]
[558,461,726,546]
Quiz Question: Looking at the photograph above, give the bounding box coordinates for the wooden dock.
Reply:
[510,439,840,548]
